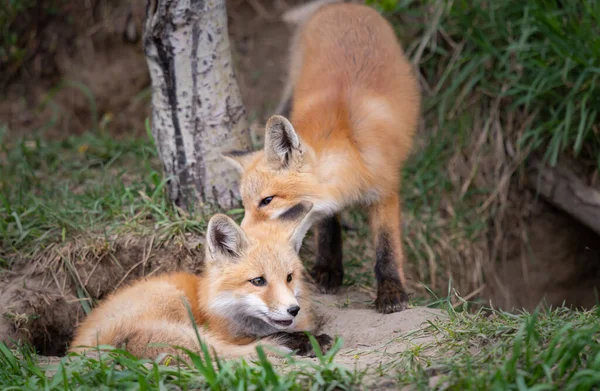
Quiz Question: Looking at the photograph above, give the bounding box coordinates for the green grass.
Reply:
[394,298,600,390]
[375,0,600,168]
[0,337,361,390]
[0,124,219,265]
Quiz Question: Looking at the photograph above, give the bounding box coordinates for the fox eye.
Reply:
[259,196,274,207]
[287,273,293,283]
[249,277,267,287]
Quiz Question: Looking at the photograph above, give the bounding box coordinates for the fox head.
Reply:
[223,115,325,252]
[204,207,312,335]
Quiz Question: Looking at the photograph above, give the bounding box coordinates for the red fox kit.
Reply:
[70,209,332,360]
[225,2,420,313]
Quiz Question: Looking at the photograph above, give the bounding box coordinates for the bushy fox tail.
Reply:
[69,320,292,362]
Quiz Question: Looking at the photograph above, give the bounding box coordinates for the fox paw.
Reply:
[310,266,343,294]
[297,334,333,357]
[276,332,334,357]
[375,279,409,314]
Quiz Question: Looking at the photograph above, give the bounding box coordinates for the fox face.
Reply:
[224,116,327,252]
[205,206,312,336]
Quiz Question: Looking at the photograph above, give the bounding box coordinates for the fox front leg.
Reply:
[271,332,334,357]
[370,193,409,313]
[310,214,344,293]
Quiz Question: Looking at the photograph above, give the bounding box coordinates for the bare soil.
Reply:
[0,0,298,140]
[485,197,600,310]
[313,291,444,369]
[0,234,204,356]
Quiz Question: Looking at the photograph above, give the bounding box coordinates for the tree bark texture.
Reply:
[143,0,252,210]
[527,159,600,237]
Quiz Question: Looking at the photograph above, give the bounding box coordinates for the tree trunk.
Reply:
[143,0,251,211]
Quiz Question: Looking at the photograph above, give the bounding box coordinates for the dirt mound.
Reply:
[0,232,443,375]
[0,234,204,356]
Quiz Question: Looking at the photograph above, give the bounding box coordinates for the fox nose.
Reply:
[287,305,300,317]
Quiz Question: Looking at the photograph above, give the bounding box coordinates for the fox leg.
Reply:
[310,214,344,293]
[268,332,333,357]
[369,193,409,313]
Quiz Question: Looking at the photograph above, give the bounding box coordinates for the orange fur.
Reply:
[225,3,421,313]
[70,213,323,361]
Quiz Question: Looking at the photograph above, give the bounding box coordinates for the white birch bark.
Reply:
[143,0,251,210]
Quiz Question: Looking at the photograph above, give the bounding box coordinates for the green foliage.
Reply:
[0,126,209,264]
[0,0,35,66]
[392,0,600,167]
[395,304,600,390]
[0,337,359,390]
[365,0,400,13]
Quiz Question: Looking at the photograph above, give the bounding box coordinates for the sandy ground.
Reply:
[269,289,446,387]
[314,291,443,371]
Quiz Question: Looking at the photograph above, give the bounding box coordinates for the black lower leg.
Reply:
[270,332,333,357]
[374,231,409,313]
[310,214,344,293]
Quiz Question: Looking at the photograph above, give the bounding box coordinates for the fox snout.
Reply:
[275,297,300,317]
[287,305,300,317]
[272,291,301,321]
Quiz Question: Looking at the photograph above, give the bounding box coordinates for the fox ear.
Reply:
[277,201,313,223]
[264,115,303,170]
[275,201,314,253]
[206,214,248,263]
[222,150,258,173]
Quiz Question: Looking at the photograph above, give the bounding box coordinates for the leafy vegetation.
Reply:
[0,0,65,86]
[374,0,600,167]
[0,336,361,390]
[0,124,215,265]
[395,298,600,390]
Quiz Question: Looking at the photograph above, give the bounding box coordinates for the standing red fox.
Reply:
[225,1,420,313]
[70,210,332,360]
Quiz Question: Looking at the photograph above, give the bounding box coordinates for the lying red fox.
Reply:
[225,1,421,313]
[70,208,332,360]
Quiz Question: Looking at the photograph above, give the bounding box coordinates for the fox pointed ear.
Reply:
[274,201,314,253]
[206,214,249,263]
[264,115,303,169]
[222,150,258,173]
